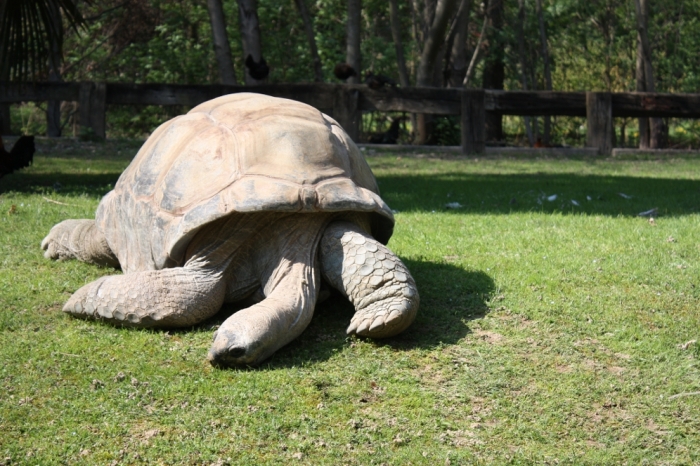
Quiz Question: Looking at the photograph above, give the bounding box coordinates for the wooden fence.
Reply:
[2,81,700,155]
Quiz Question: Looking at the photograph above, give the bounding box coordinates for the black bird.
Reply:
[364,72,397,90]
[334,63,357,81]
[369,117,405,144]
[0,135,35,179]
[245,54,269,80]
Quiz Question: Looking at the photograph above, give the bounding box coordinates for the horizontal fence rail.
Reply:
[2,81,700,155]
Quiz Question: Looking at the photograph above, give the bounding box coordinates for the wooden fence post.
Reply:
[332,86,360,142]
[79,82,106,139]
[461,89,485,154]
[78,82,92,136]
[92,82,107,139]
[0,104,11,135]
[586,92,612,155]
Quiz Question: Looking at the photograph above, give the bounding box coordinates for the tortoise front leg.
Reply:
[320,221,419,338]
[207,252,320,367]
[41,219,119,268]
[207,215,330,368]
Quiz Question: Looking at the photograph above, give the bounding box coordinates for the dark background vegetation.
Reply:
[3,0,700,147]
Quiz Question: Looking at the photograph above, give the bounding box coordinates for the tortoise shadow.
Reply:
[377,171,700,218]
[208,259,495,369]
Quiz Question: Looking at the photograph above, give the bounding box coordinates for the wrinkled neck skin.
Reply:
[207,213,337,367]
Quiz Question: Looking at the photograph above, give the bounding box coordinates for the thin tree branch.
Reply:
[81,1,127,22]
[462,9,488,87]
[444,0,467,46]
[60,32,112,76]
[294,0,323,82]
[389,0,410,87]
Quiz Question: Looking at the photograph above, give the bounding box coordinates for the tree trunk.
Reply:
[47,1,62,137]
[482,0,505,143]
[389,0,414,140]
[409,0,426,45]
[294,0,323,82]
[463,7,487,87]
[0,0,10,134]
[423,0,437,31]
[446,0,470,87]
[389,0,410,87]
[635,36,649,148]
[620,118,627,147]
[207,0,237,85]
[516,0,533,146]
[535,0,552,144]
[346,0,362,84]
[416,0,457,86]
[0,0,8,80]
[237,0,264,85]
[415,0,458,144]
[634,0,664,148]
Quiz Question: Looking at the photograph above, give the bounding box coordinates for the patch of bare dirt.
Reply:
[607,366,626,375]
[438,429,484,447]
[474,330,505,344]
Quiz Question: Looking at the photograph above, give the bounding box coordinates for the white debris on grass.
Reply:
[445,202,463,209]
[618,192,633,199]
[679,340,697,350]
[638,208,658,217]
[546,194,558,202]
[571,200,580,206]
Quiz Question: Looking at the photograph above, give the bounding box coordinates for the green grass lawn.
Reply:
[1,139,699,465]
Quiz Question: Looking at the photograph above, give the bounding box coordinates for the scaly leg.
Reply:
[60,214,272,328]
[320,221,419,338]
[41,219,119,267]
[63,256,227,327]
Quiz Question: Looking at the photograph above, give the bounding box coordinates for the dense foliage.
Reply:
[8,0,700,145]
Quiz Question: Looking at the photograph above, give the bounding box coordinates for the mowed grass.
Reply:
[1,138,699,465]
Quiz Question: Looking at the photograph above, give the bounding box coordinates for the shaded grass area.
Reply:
[1,139,699,464]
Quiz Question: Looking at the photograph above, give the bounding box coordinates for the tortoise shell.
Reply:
[96,93,394,273]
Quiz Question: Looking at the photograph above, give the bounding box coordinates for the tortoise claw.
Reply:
[346,319,359,335]
[355,318,371,335]
[369,318,385,333]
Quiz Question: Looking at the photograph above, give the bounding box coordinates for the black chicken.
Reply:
[245,54,269,80]
[0,135,35,179]
[364,72,397,90]
[369,117,405,144]
[334,63,357,81]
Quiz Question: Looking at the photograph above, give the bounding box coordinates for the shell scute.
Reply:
[156,121,240,215]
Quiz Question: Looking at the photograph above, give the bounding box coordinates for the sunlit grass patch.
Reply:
[1,140,699,464]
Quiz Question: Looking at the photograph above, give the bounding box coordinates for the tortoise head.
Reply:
[207,316,274,368]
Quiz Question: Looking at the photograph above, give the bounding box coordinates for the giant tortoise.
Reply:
[41,93,419,367]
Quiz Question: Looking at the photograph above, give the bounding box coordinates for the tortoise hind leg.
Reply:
[62,215,267,329]
[41,219,119,268]
[63,260,227,327]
